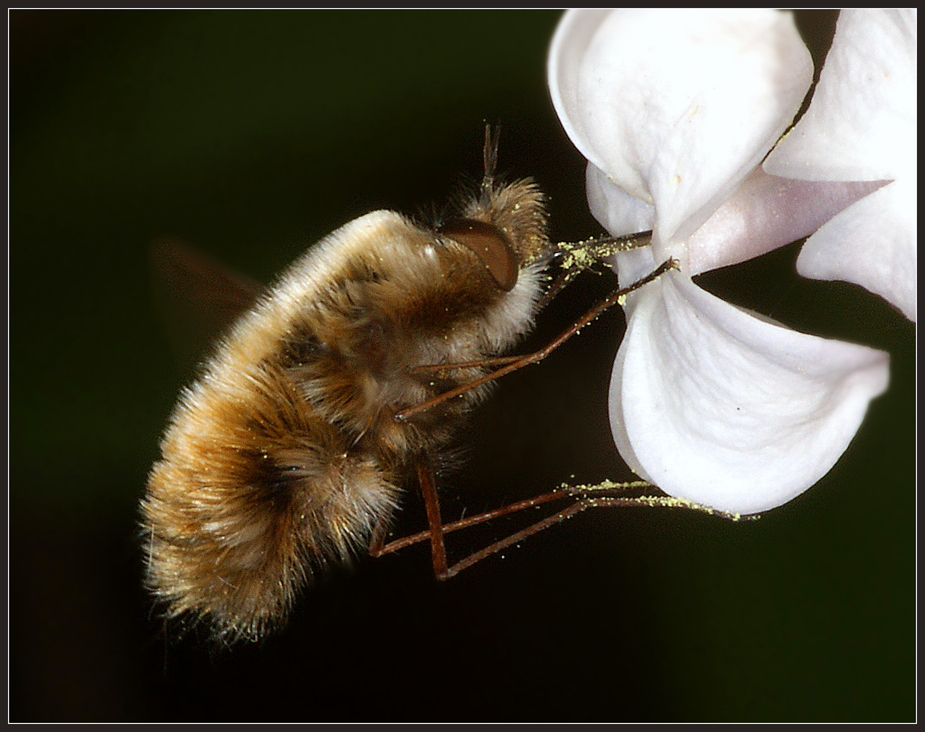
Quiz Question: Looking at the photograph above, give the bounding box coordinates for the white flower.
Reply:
[764,9,917,323]
[548,9,904,514]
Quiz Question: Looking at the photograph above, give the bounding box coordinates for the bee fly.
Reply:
[142,127,688,643]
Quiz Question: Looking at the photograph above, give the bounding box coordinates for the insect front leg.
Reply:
[395,256,678,423]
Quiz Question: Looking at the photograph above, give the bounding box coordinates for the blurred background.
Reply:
[10,9,915,722]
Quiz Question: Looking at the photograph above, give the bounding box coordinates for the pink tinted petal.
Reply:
[549,8,812,247]
[764,9,917,182]
[609,275,890,514]
[797,178,917,322]
[607,169,885,285]
[685,169,889,276]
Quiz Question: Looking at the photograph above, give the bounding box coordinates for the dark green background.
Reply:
[10,9,915,722]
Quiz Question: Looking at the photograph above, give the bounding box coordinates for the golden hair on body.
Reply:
[142,134,552,642]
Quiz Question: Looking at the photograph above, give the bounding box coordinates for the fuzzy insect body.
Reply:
[142,176,551,641]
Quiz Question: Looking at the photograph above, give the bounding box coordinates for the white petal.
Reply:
[764,9,917,182]
[797,178,917,322]
[585,163,655,239]
[764,9,917,322]
[549,8,813,248]
[609,274,890,514]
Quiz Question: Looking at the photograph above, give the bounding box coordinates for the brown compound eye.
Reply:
[439,218,518,292]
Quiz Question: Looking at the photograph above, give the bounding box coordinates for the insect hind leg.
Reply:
[368,468,756,580]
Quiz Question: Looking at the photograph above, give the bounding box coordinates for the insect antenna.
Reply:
[479,122,502,204]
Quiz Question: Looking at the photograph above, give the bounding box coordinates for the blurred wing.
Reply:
[149,236,264,369]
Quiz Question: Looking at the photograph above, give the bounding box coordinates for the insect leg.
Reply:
[370,481,591,579]
[395,256,678,422]
[369,484,576,560]
[437,481,755,577]
[370,454,596,578]
[370,479,754,579]
[368,456,449,576]
[416,456,449,577]
[561,480,757,522]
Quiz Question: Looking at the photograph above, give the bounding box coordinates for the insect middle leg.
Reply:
[394,256,678,423]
